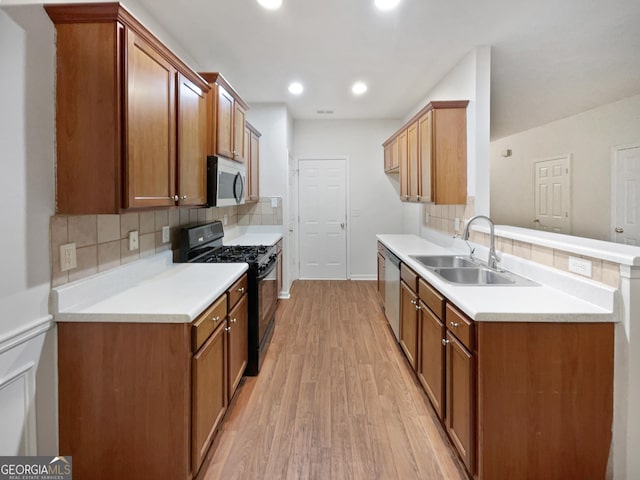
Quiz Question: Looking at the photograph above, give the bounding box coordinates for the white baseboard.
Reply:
[349,274,377,281]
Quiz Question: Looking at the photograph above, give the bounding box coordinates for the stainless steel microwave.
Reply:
[207,156,246,207]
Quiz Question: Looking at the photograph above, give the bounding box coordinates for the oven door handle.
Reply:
[233,172,244,203]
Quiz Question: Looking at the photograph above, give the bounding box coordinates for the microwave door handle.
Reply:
[233,172,244,203]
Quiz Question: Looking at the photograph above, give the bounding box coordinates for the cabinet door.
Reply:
[276,252,283,299]
[399,280,418,369]
[216,85,234,159]
[418,110,432,202]
[407,121,419,201]
[249,130,260,201]
[233,103,246,162]
[390,137,399,170]
[228,293,248,399]
[384,143,392,171]
[244,125,251,201]
[192,323,227,474]
[398,129,409,201]
[377,253,386,301]
[177,73,207,206]
[125,29,177,208]
[417,303,445,419]
[445,330,475,474]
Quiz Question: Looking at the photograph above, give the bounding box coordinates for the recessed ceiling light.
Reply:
[288,82,304,95]
[374,0,400,11]
[257,0,282,10]
[352,82,368,95]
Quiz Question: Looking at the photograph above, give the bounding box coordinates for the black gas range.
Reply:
[179,221,278,375]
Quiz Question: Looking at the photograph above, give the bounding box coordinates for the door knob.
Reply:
[615,227,624,233]
[340,222,345,229]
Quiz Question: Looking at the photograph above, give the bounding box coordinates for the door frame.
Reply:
[611,143,640,242]
[532,154,572,233]
[294,155,351,280]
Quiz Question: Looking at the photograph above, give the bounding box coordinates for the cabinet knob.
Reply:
[210,315,220,323]
[181,195,187,200]
[237,287,245,293]
[225,326,231,332]
[415,305,421,311]
[441,338,450,346]
[230,317,237,324]
[450,321,459,328]
[173,195,179,202]
[410,299,417,305]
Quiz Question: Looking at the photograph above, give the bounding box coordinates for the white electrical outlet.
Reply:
[162,226,170,244]
[271,197,278,208]
[568,256,592,277]
[223,214,228,225]
[454,218,461,231]
[60,243,77,271]
[128,230,139,251]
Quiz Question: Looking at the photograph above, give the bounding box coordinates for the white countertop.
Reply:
[51,251,248,323]
[377,234,617,323]
[225,232,282,247]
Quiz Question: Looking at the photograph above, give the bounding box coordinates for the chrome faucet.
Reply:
[462,215,500,270]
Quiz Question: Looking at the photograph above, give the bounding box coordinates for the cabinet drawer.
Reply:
[400,263,418,291]
[227,274,248,310]
[192,294,227,352]
[418,278,445,319]
[445,303,474,350]
[377,241,385,254]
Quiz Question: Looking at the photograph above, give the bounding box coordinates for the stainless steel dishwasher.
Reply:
[381,244,400,341]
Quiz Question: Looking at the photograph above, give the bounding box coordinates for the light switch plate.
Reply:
[128,230,139,251]
[60,243,77,271]
[568,256,592,277]
[162,226,170,244]
[271,197,278,208]
[223,214,228,225]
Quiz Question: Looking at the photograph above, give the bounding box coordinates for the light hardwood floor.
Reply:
[199,280,468,480]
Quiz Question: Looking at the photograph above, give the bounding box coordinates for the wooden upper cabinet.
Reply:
[246,122,261,202]
[398,129,409,201]
[382,100,468,205]
[200,72,250,163]
[126,29,177,209]
[45,3,210,214]
[383,137,399,172]
[177,73,207,206]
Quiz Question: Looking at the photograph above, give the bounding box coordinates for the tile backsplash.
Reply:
[50,198,283,287]
[423,196,475,236]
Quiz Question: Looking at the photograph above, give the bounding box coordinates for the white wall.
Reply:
[400,46,492,235]
[0,5,58,455]
[491,94,640,241]
[293,119,403,279]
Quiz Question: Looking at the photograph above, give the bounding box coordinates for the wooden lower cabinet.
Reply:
[227,293,248,398]
[417,302,445,419]
[399,280,419,369]
[445,330,475,474]
[192,322,227,472]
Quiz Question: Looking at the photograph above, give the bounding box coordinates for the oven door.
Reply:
[257,260,278,347]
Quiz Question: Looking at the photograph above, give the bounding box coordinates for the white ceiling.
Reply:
[30,0,640,138]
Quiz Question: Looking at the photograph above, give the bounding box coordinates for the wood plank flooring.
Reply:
[199,280,468,480]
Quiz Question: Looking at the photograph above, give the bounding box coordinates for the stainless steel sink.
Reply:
[432,267,515,285]
[410,255,477,268]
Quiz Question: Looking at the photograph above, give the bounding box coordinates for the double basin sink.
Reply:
[409,255,537,286]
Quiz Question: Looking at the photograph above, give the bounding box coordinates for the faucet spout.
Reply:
[462,215,500,269]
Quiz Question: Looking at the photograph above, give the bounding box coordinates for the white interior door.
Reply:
[298,158,347,279]
[612,144,640,245]
[534,155,571,233]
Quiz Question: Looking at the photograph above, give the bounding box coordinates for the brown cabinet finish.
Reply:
[228,293,249,398]
[57,322,192,480]
[400,263,418,291]
[445,330,475,475]
[446,303,474,351]
[398,129,409,201]
[192,293,227,351]
[245,122,261,202]
[46,3,210,214]
[200,73,250,163]
[418,277,445,319]
[228,274,248,310]
[399,279,419,370]
[177,73,208,206]
[417,301,445,419]
[383,136,399,172]
[418,110,433,202]
[407,121,419,201]
[192,321,227,474]
[476,322,614,480]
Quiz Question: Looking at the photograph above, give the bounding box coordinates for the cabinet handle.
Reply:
[410,299,417,305]
[230,317,237,324]
[415,305,421,311]
[210,315,220,323]
[441,338,450,346]
[225,326,231,332]
[450,321,459,328]
[237,287,245,293]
